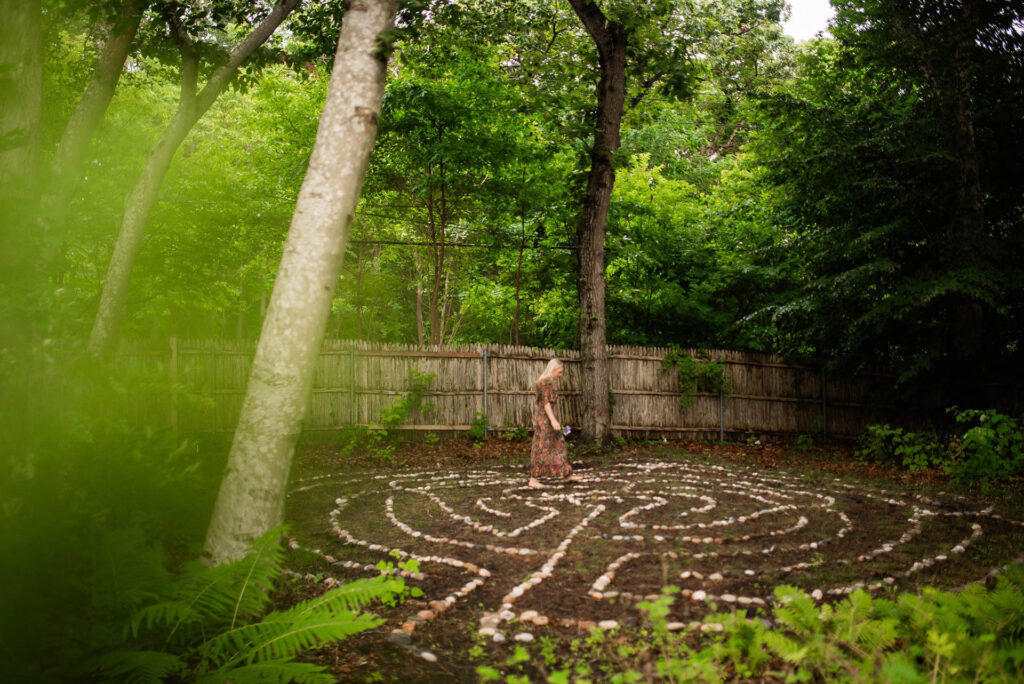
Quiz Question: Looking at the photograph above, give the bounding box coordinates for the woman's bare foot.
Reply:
[565,474,582,483]
[527,478,546,489]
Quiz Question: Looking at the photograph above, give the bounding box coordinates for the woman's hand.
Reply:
[551,420,561,432]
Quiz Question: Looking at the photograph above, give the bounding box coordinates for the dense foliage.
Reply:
[479,571,1024,682]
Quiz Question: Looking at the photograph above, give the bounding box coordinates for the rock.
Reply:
[388,630,412,647]
[709,573,724,581]
[520,610,539,621]
[420,651,438,663]
[720,594,736,603]
[598,620,619,630]
[692,590,707,601]
[533,615,549,626]
[514,632,534,642]
[666,622,686,631]
[811,589,823,601]
[417,610,436,621]
[479,627,496,636]
[492,632,506,643]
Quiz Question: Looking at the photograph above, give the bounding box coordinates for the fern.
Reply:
[104,527,407,684]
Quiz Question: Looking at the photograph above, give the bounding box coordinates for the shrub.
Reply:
[855,424,945,472]
[947,408,1024,484]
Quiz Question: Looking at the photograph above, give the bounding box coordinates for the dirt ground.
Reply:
[280,437,1024,682]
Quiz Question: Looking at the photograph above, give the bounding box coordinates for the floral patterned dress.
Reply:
[530,380,572,479]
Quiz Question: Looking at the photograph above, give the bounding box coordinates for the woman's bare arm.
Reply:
[544,402,560,432]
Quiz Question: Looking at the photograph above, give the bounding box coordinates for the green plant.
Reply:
[336,367,435,460]
[795,433,813,452]
[99,528,410,683]
[948,408,1024,484]
[661,350,730,408]
[855,424,945,472]
[469,411,489,444]
[502,425,529,441]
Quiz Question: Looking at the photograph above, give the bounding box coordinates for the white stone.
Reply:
[420,651,438,663]
[598,620,619,630]
[514,632,534,642]
[492,632,506,643]
[692,590,707,601]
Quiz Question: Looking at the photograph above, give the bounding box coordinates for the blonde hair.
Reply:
[535,358,564,388]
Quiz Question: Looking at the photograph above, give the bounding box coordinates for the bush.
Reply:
[948,408,1024,484]
[855,424,946,472]
[857,409,1024,484]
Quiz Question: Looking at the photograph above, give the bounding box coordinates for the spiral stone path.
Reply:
[287,458,1024,662]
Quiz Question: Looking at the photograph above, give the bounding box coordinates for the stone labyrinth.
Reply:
[288,459,1024,661]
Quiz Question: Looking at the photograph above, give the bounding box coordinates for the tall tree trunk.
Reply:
[203,0,396,565]
[0,0,43,310]
[413,251,425,346]
[43,1,144,277]
[87,0,300,356]
[568,0,627,446]
[513,200,527,345]
[0,0,42,187]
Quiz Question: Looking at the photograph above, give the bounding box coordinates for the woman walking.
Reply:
[528,358,580,488]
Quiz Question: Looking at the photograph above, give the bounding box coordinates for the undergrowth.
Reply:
[479,567,1024,682]
[857,408,1024,485]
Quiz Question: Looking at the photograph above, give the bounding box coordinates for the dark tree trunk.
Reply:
[568,0,627,446]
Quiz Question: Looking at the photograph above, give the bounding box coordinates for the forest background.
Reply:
[1,0,1023,680]
[4,0,1021,413]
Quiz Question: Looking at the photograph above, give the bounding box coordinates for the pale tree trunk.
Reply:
[0,0,42,187]
[87,0,301,356]
[568,0,627,446]
[43,1,145,277]
[204,0,397,565]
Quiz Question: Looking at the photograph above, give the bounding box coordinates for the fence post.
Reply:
[349,348,356,425]
[482,349,489,436]
[170,336,178,437]
[210,346,217,433]
[719,389,724,442]
[821,367,828,444]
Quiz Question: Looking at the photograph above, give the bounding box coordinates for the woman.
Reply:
[528,358,581,488]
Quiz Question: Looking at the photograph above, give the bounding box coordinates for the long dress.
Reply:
[530,380,572,479]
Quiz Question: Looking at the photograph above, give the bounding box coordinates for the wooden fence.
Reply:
[116,338,895,441]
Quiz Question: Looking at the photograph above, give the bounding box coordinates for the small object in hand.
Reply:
[562,425,571,436]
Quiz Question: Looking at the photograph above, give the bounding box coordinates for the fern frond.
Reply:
[772,586,820,636]
[196,658,335,684]
[292,574,405,618]
[92,649,184,684]
[763,631,808,664]
[229,528,286,629]
[203,610,382,668]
